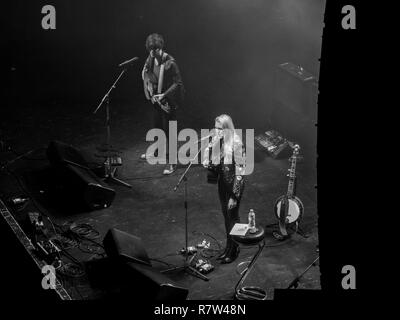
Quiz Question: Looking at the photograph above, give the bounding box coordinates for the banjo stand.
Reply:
[265,220,308,239]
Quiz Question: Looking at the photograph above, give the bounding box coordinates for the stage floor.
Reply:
[0,101,319,300]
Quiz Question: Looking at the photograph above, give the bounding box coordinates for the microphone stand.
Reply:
[93,69,131,188]
[0,149,35,171]
[162,142,210,281]
[287,256,319,289]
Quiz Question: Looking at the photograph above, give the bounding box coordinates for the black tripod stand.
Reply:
[161,147,209,281]
[93,69,131,188]
[266,221,309,240]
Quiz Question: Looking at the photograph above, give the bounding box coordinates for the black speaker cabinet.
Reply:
[271,62,317,161]
[63,163,115,210]
[47,140,88,167]
[103,228,151,266]
[274,62,318,122]
[122,262,189,301]
[46,141,115,210]
[85,257,189,301]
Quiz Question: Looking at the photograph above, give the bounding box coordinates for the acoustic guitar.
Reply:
[205,136,223,184]
[274,144,304,236]
[143,62,171,114]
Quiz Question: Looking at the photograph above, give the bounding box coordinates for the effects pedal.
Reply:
[195,259,214,274]
[180,246,197,255]
[196,240,210,249]
[36,239,61,264]
[104,156,122,167]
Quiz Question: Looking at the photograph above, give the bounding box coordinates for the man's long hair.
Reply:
[145,33,164,52]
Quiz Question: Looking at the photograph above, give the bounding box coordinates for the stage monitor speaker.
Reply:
[63,163,115,210]
[123,262,189,301]
[46,141,115,210]
[103,228,151,266]
[85,257,189,301]
[47,140,88,167]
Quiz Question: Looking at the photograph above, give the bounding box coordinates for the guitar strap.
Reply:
[157,52,167,94]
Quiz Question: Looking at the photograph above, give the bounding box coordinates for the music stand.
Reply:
[93,69,131,188]
[161,144,209,281]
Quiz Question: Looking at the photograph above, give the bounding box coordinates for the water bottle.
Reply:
[248,209,256,233]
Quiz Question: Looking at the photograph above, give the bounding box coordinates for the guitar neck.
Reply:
[287,177,296,197]
[286,153,298,197]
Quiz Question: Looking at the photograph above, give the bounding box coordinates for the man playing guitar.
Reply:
[141,33,184,175]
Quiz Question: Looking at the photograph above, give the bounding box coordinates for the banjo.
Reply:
[274,144,304,236]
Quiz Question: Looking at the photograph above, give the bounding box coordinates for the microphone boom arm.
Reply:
[93,69,126,114]
[118,56,139,68]
[173,134,217,191]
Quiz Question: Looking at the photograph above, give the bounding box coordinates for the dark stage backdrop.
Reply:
[5,0,324,131]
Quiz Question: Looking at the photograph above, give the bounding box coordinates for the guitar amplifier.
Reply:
[274,62,318,122]
[255,130,293,159]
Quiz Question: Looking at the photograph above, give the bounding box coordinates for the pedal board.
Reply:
[255,130,293,159]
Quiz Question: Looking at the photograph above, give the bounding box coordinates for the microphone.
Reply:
[208,129,223,147]
[118,57,139,68]
[197,129,222,146]
[198,133,213,142]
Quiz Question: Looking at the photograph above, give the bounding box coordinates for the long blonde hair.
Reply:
[215,114,242,162]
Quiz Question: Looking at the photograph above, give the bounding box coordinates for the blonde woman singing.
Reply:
[203,114,246,264]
